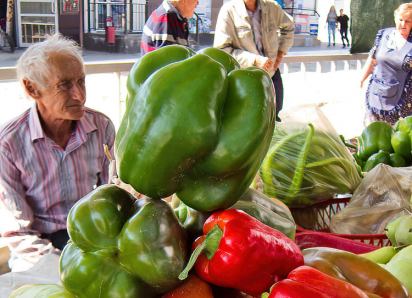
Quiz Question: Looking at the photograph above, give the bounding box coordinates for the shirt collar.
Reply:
[164,0,187,22]
[236,0,259,19]
[29,104,45,142]
[246,0,261,15]
[29,104,97,143]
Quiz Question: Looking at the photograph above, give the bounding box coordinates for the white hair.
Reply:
[395,3,412,17]
[16,33,83,90]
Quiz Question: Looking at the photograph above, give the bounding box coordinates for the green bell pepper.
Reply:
[174,200,214,244]
[115,45,195,149]
[357,121,393,161]
[197,47,240,73]
[115,46,275,211]
[61,185,188,298]
[10,285,76,298]
[391,131,411,159]
[390,153,406,167]
[394,115,412,132]
[362,150,391,172]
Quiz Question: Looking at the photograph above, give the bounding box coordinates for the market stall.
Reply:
[4,46,412,298]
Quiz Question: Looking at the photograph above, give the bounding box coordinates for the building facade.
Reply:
[5,0,350,52]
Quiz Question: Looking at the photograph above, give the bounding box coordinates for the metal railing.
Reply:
[0,53,369,129]
[0,53,369,81]
[282,53,368,74]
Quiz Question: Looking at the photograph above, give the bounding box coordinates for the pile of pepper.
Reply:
[356,117,412,172]
[8,46,412,298]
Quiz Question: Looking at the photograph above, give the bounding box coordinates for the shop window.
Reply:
[61,0,79,14]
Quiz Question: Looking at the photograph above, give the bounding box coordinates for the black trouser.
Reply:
[340,28,349,45]
[41,229,70,251]
[271,69,283,122]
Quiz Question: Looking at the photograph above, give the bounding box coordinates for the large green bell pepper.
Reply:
[61,184,188,298]
[357,121,393,161]
[115,46,275,211]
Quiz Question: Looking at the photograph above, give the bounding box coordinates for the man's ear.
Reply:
[23,79,41,99]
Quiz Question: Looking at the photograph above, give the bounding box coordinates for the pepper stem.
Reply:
[178,225,223,280]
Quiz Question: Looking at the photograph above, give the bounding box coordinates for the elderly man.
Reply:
[214,0,294,121]
[0,34,115,271]
[141,0,199,54]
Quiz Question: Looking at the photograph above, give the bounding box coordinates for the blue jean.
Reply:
[328,22,336,45]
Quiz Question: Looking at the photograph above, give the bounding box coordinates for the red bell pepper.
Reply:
[267,266,369,298]
[179,209,303,297]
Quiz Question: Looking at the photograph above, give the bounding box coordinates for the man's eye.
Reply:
[78,79,85,85]
[58,82,72,90]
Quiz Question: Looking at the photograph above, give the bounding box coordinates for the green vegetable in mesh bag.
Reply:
[260,122,362,207]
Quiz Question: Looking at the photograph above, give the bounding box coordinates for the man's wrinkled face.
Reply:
[37,54,86,121]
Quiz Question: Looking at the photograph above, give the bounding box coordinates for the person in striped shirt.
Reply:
[141,0,199,54]
[0,34,115,271]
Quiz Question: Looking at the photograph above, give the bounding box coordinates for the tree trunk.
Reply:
[6,0,14,36]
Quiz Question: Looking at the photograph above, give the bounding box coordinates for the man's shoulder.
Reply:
[0,108,31,146]
[84,108,113,124]
[83,108,115,132]
[261,0,282,8]
[150,1,175,20]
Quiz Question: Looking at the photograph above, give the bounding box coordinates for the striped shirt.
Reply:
[141,0,189,54]
[0,105,115,234]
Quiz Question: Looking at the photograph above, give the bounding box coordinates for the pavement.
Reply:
[0,41,352,68]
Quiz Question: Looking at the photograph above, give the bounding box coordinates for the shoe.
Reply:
[333,43,335,46]
[343,44,346,48]
[328,44,331,47]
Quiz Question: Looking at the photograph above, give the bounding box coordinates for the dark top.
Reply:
[337,15,349,30]
[140,0,189,54]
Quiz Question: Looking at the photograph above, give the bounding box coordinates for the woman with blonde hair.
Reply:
[360,2,412,125]
[326,6,338,46]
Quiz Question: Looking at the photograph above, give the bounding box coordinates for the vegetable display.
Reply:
[260,122,362,206]
[115,45,275,211]
[9,46,412,298]
[179,209,304,297]
[60,184,188,298]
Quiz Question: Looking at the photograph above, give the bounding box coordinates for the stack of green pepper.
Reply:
[356,118,412,172]
[59,184,188,298]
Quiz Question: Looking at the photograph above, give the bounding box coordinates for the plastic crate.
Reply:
[290,197,392,248]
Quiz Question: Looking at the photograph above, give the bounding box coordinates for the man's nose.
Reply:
[401,20,406,26]
[71,82,86,102]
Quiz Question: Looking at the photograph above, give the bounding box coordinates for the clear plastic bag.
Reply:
[259,105,362,207]
[330,164,412,235]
